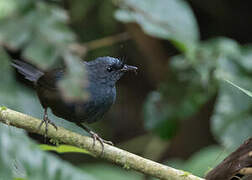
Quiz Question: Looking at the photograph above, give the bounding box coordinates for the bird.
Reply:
[12,57,137,153]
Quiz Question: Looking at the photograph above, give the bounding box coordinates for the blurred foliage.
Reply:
[0,123,97,180]
[0,0,88,102]
[81,164,143,180]
[166,146,229,177]
[119,0,252,149]
[143,91,179,139]
[0,0,75,68]
[58,53,89,101]
[0,0,251,179]
[115,0,199,52]
[142,37,252,149]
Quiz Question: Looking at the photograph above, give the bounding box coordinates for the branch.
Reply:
[0,107,204,180]
[69,32,131,57]
[205,138,252,180]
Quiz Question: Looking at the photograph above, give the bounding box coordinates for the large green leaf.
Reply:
[212,46,252,150]
[81,163,143,180]
[115,0,199,52]
[211,81,252,150]
[0,124,98,180]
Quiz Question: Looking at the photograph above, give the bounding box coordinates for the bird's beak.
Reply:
[121,65,138,74]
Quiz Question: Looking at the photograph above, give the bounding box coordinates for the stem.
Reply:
[0,107,204,180]
[69,32,130,56]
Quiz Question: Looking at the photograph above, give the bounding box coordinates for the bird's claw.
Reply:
[38,112,57,138]
[90,131,113,155]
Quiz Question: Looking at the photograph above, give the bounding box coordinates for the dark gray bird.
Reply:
[12,57,137,152]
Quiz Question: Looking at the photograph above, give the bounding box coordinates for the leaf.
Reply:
[224,79,252,98]
[0,0,17,19]
[115,0,199,52]
[0,124,98,180]
[39,144,91,155]
[211,82,252,150]
[23,35,60,69]
[212,50,252,150]
[0,0,75,69]
[58,53,89,102]
[0,17,32,49]
[81,163,143,180]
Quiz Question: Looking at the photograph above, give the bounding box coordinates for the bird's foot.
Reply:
[38,109,58,138]
[89,131,113,155]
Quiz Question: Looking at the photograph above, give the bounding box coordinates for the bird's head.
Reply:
[87,56,137,86]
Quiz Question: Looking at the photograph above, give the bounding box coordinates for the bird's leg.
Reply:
[76,123,113,155]
[38,108,58,137]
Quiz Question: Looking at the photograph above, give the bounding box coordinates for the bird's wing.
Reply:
[37,69,65,90]
[12,60,44,82]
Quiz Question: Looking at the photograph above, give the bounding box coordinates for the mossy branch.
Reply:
[0,107,204,180]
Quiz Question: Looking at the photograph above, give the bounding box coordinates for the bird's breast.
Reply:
[81,85,116,123]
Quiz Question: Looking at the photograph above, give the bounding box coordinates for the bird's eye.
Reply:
[107,67,113,72]
[107,61,124,72]
[112,62,124,70]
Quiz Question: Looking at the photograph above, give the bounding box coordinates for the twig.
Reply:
[69,32,131,56]
[0,107,204,180]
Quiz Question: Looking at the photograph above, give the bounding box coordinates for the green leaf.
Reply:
[23,35,60,69]
[212,50,252,150]
[224,79,252,98]
[0,124,98,180]
[211,82,252,150]
[39,144,91,155]
[0,0,17,19]
[115,0,199,52]
[0,0,75,69]
[81,164,143,180]
[58,53,89,101]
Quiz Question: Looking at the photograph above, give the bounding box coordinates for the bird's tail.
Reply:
[12,60,44,82]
